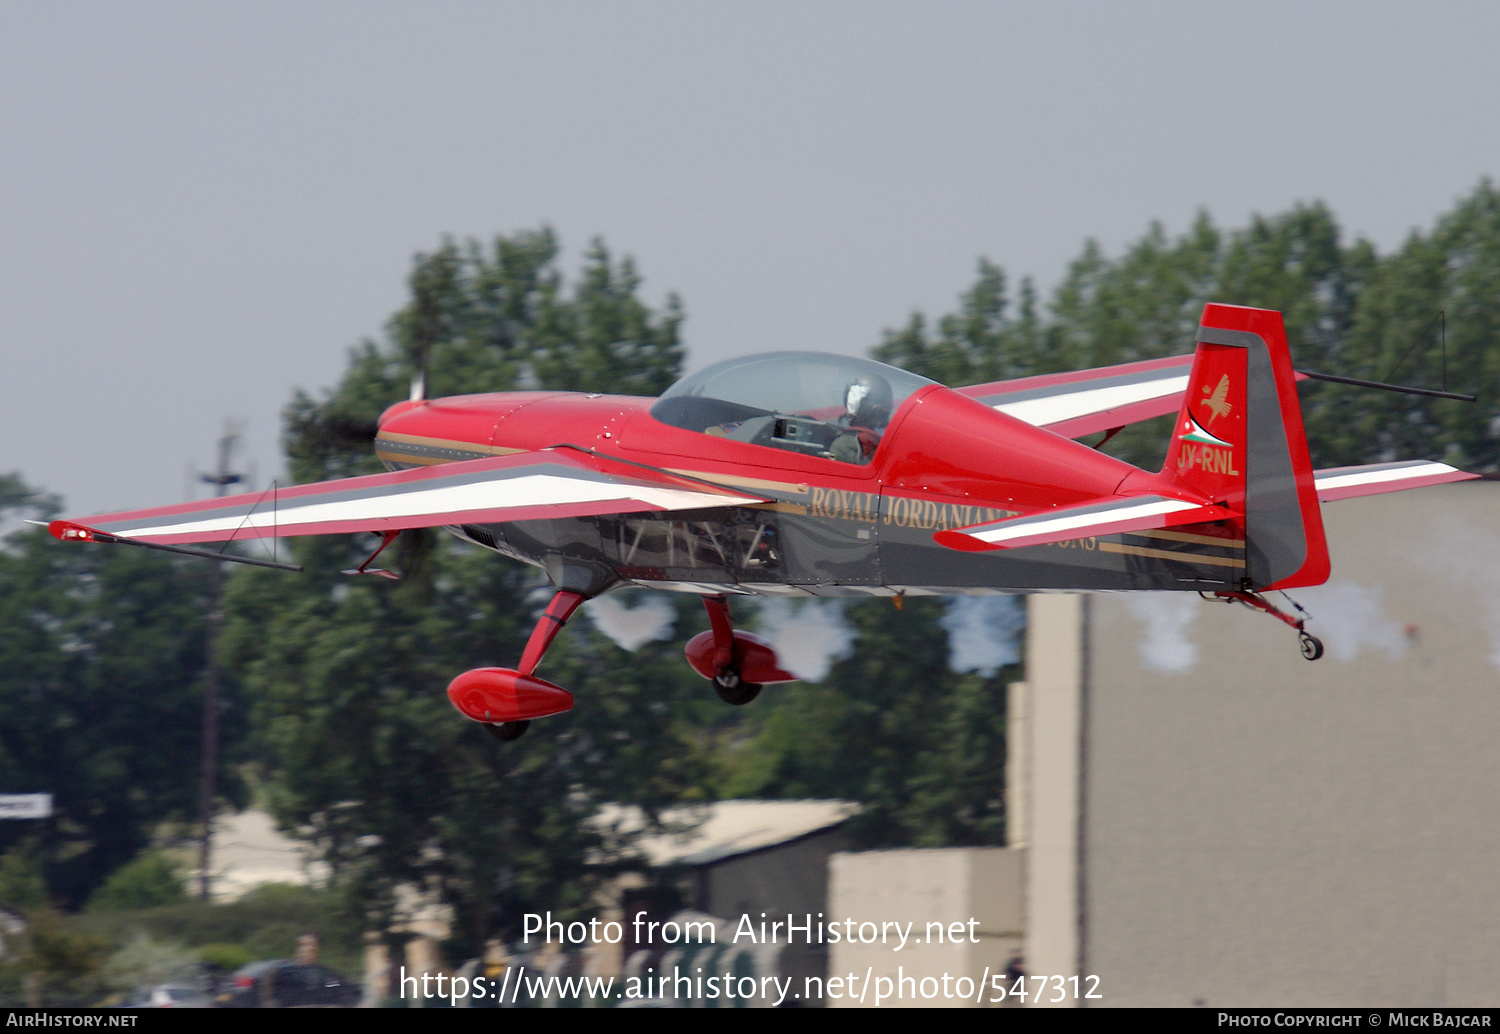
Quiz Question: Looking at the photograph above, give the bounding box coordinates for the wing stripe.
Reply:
[84,461,635,528]
[67,451,764,545]
[933,493,1232,553]
[105,473,755,540]
[1313,460,1475,502]
[960,354,1191,400]
[994,374,1190,428]
[963,496,1201,546]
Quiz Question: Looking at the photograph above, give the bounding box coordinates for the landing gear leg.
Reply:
[517,590,588,677]
[446,590,588,739]
[1211,589,1323,661]
[701,595,762,705]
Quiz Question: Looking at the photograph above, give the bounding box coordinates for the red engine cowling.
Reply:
[684,629,797,685]
[446,668,575,723]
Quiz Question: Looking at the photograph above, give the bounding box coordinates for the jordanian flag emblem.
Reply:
[1181,413,1232,448]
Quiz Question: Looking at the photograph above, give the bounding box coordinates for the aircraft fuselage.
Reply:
[373,382,1246,598]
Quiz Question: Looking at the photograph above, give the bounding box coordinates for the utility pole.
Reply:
[196,424,243,901]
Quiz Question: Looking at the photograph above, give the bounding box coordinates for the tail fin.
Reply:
[1163,304,1328,590]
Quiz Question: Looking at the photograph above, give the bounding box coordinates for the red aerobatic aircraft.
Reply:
[52,304,1473,740]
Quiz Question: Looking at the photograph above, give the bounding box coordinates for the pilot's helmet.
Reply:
[844,374,893,427]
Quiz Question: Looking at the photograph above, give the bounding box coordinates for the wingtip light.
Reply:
[49,520,98,542]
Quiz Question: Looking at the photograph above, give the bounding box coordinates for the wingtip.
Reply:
[48,519,101,542]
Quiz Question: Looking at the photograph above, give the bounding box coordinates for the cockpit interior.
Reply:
[650,352,934,465]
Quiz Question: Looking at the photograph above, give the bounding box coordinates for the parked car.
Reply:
[216,959,362,1008]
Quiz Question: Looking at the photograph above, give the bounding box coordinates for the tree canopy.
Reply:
[0,476,243,910]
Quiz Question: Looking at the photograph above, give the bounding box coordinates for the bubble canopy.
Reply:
[650,352,936,465]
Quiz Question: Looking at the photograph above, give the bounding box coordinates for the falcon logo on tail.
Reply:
[1202,373,1233,425]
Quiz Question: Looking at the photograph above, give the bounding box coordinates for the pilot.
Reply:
[829,373,893,464]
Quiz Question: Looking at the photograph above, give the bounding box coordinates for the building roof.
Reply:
[597,799,858,868]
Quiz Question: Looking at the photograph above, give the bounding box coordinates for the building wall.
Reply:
[827,847,1023,1008]
[1020,593,1086,1007]
[1076,482,1500,1006]
[701,828,850,922]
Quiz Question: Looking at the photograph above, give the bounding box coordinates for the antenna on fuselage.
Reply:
[1296,310,1477,403]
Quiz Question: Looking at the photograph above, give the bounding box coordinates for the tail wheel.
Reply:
[713,669,763,706]
[485,720,531,742]
[1298,632,1324,661]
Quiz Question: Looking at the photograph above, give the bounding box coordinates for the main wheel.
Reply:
[1298,632,1324,661]
[713,669,763,706]
[484,720,531,742]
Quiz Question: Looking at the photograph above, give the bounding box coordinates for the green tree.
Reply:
[284,229,682,485]
[1336,181,1500,471]
[1047,214,1222,374]
[2,908,110,1006]
[0,842,48,913]
[85,851,187,912]
[876,259,1049,388]
[0,475,242,908]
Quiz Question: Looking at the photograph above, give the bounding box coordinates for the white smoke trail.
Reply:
[585,593,677,652]
[755,599,856,681]
[940,595,1025,676]
[1295,582,1405,663]
[1123,592,1199,673]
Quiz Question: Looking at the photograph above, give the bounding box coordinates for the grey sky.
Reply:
[4,1,1497,516]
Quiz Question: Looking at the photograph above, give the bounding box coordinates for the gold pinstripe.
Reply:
[1098,541,1245,569]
